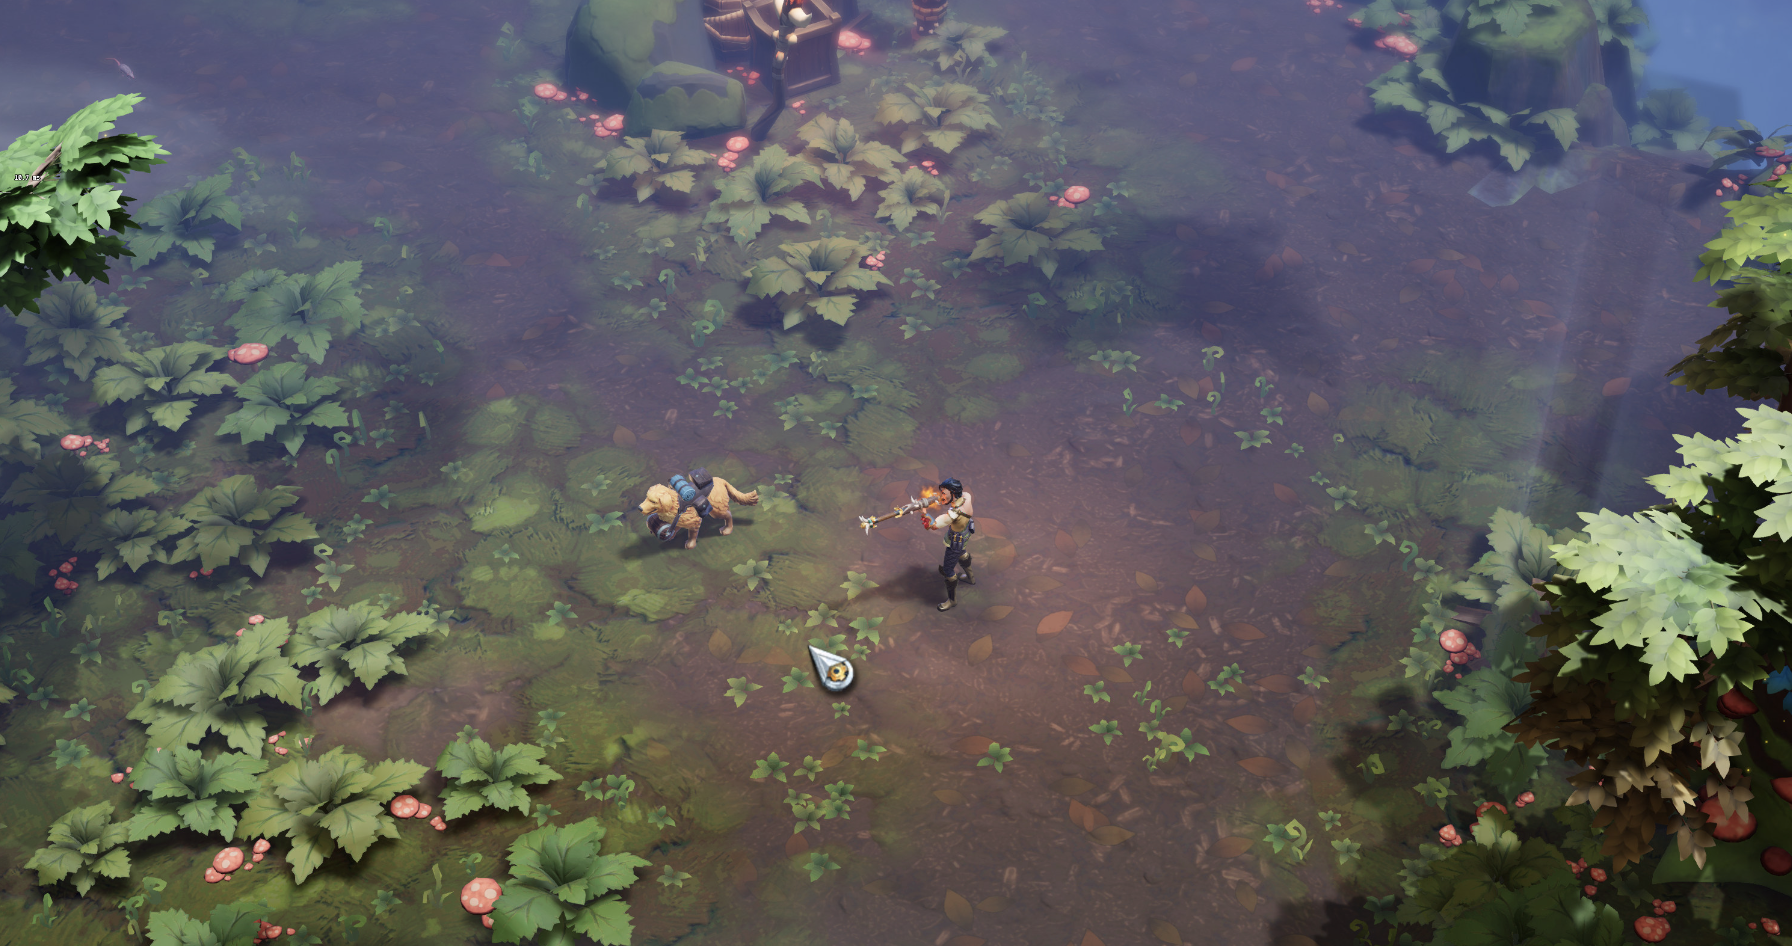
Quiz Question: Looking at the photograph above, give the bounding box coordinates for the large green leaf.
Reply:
[317,796,397,860]
[75,507,191,579]
[25,802,130,896]
[127,745,266,840]
[240,747,420,884]
[0,377,64,451]
[435,735,559,819]
[226,261,364,363]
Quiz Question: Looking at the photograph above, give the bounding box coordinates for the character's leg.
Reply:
[684,526,699,549]
[938,549,961,611]
[938,573,958,611]
[719,510,734,536]
[958,553,975,585]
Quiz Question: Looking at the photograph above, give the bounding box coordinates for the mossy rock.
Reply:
[567,446,654,506]
[944,395,999,425]
[793,467,864,516]
[464,474,551,532]
[463,397,529,446]
[531,403,585,454]
[455,562,560,625]
[845,405,916,466]
[764,552,840,609]
[960,352,1023,383]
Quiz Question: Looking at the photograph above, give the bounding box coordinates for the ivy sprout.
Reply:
[714,400,737,419]
[1153,394,1185,412]
[1326,485,1359,509]
[1208,663,1244,694]
[833,702,851,718]
[977,743,1013,773]
[902,316,932,339]
[815,420,843,438]
[493,544,520,562]
[905,230,936,247]
[586,511,624,533]
[1299,666,1331,688]
[1261,406,1284,425]
[1318,810,1344,830]
[641,298,667,319]
[1236,430,1271,449]
[545,601,578,625]
[1364,520,1394,545]
[612,272,643,290]
[1089,720,1121,744]
[725,677,762,707]
[363,485,394,508]
[781,666,814,692]
[1084,681,1110,704]
[851,739,886,761]
[1113,642,1142,666]
[751,753,790,781]
[1165,626,1190,648]
[1286,442,1305,457]
[802,852,841,881]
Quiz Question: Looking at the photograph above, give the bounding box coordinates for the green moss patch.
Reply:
[463,396,528,446]
[793,467,864,516]
[455,562,560,625]
[960,352,1023,383]
[530,403,585,454]
[845,405,916,465]
[944,395,1000,424]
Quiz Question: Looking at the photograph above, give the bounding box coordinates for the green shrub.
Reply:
[126,746,267,841]
[24,802,131,896]
[237,746,425,884]
[126,618,303,752]
[287,600,440,705]
[436,733,562,820]
[91,342,237,434]
[16,281,131,380]
[489,818,648,946]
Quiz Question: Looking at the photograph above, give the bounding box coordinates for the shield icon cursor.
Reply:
[809,644,854,693]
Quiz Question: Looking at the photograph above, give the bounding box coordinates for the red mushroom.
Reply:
[253,838,271,854]
[837,29,862,48]
[1763,847,1792,876]
[415,802,433,819]
[248,614,265,625]
[111,772,125,783]
[60,434,86,451]
[430,815,446,831]
[1590,867,1607,882]
[1764,919,1781,936]
[1062,185,1091,204]
[213,847,246,873]
[483,916,495,929]
[391,795,420,819]
[533,82,558,99]
[1516,791,1536,807]
[228,342,269,365]
[205,867,226,883]
[1439,628,1468,653]
[726,136,750,153]
[1699,795,1758,841]
[1634,916,1669,943]
[1718,688,1758,719]
[460,877,503,914]
[603,114,625,131]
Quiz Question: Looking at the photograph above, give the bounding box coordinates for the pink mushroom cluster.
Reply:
[50,555,80,595]
[1374,33,1420,57]
[718,136,750,170]
[1304,0,1341,11]
[723,66,761,86]
[205,845,246,883]
[1634,916,1669,943]
[579,112,627,138]
[228,342,269,364]
[252,918,294,943]
[837,29,872,52]
[863,249,888,270]
[1513,790,1536,808]
[1437,628,1481,678]
[463,877,503,928]
[268,729,289,755]
[388,793,446,829]
[109,764,133,784]
[532,82,572,103]
[1437,823,1461,847]
[59,433,110,456]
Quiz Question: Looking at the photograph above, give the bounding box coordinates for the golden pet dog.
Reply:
[638,472,759,549]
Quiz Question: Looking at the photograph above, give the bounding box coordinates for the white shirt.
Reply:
[931,492,972,530]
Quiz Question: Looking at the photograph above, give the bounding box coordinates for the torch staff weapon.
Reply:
[858,494,944,534]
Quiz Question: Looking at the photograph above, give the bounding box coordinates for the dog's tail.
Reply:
[721,478,759,505]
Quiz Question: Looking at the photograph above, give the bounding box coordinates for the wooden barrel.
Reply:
[706,9,752,55]
[912,0,947,33]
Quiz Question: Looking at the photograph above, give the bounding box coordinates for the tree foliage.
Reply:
[126,618,304,753]
[489,818,648,946]
[171,474,317,574]
[0,451,155,543]
[435,732,562,820]
[746,238,891,329]
[1667,176,1792,405]
[1628,89,1711,152]
[873,82,999,154]
[0,93,169,316]
[702,145,818,245]
[237,745,426,884]
[796,116,902,202]
[1507,405,1792,870]
[125,172,241,267]
[15,280,132,380]
[969,191,1103,279]
[126,745,268,842]
[600,130,712,202]
[224,262,366,364]
[215,361,349,455]
[287,600,440,705]
[24,802,132,896]
[92,342,238,434]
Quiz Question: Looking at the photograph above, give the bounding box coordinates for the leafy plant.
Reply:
[16,280,131,380]
[52,737,91,767]
[126,618,303,752]
[0,378,63,455]
[851,739,886,761]
[436,733,562,820]
[1367,51,1582,171]
[978,742,1013,772]
[1,94,170,315]
[600,130,713,202]
[287,601,438,706]
[216,362,349,456]
[753,752,790,781]
[801,851,841,881]
[126,745,267,841]
[874,167,948,232]
[488,818,648,946]
[1236,430,1271,449]
[24,802,131,896]
[171,474,317,574]
[92,342,238,434]
[725,676,761,707]
[237,746,426,884]
[1629,89,1712,152]
[796,115,903,201]
[1208,663,1243,694]
[841,570,878,598]
[224,262,367,364]
[873,82,1000,154]
[703,145,819,244]
[969,192,1103,279]
[913,20,1007,76]
[126,172,241,266]
[1670,176,1792,401]
[746,237,890,329]
[733,559,771,589]
[2,451,155,542]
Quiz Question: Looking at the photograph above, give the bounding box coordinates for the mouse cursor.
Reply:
[809,644,854,693]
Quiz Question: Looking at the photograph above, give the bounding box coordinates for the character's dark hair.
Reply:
[938,477,963,499]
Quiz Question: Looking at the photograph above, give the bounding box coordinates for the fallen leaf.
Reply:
[1225,623,1265,641]
[1213,837,1255,857]
[502,358,529,372]
[1237,756,1289,777]
[977,897,1009,912]
[948,938,986,946]
[1406,258,1435,273]
[707,629,733,659]
[1101,666,1134,684]
[738,645,770,664]
[1068,800,1108,831]
[1281,246,1304,266]
[1176,224,1200,243]
[1135,572,1160,592]
[1149,918,1184,944]
[1165,696,1188,711]
[1285,740,1312,770]
[1185,584,1208,613]
[1236,883,1258,912]
[1522,299,1554,318]
[614,353,637,365]
[887,605,916,626]
[1090,825,1134,845]
[485,384,507,399]
[1037,611,1073,638]
[1179,72,1200,88]
[933,789,967,805]
[786,832,809,857]
[1170,611,1200,628]
[1460,254,1483,272]
[1378,191,1409,204]
[1437,308,1463,319]
[1204,301,1234,314]
[1293,696,1318,723]
[376,92,397,108]
[1480,272,1498,289]
[1191,544,1217,562]
[613,426,637,447]
[1194,510,1223,531]
[1257,675,1297,693]
[1052,777,1095,796]
[376,160,406,172]
[944,890,975,930]
[1180,423,1201,445]
[1301,645,1329,658]
[1325,306,1360,327]
[1273,484,1298,506]
[1080,933,1107,946]
[1006,442,1031,457]
[1379,338,1400,350]
[1499,274,1519,294]
[1436,248,1465,260]
[762,648,796,666]
[976,517,1009,537]
[1201,322,1223,341]
[1231,57,1257,71]
[862,878,896,895]
[1399,286,1423,303]
[1441,278,1465,302]
[1334,241,1359,255]
[1182,670,1204,698]
[981,606,1013,621]
[1394,143,1422,156]
[1227,715,1271,734]
[1323,560,1358,577]
[486,253,512,267]
[1054,530,1077,555]
[1023,575,1061,592]
[967,635,993,665]
[953,735,994,756]
[1602,377,1631,397]
[984,539,1017,570]
[1265,170,1291,189]
[1307,392,1330,415]
[1284,185,1315,200]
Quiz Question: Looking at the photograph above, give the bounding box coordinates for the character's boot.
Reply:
[959,554,975,585]
[938,577,957,611]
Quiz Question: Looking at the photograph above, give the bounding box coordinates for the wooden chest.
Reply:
[747,0,842,96]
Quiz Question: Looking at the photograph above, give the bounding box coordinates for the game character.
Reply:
[926,477,974,611]
[638,467,760,549]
